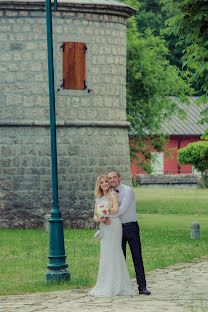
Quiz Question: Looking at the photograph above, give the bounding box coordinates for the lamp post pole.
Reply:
[45,0,70,282]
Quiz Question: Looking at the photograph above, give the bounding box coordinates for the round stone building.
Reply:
[0,0,136,228]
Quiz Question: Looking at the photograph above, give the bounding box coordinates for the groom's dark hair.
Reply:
[108,169,121,177]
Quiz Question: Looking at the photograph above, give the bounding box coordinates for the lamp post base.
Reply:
[46,270,71,283]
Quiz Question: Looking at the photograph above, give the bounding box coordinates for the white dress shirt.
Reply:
[114,183,137,224]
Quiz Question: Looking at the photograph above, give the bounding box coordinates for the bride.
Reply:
[89,175,136,296]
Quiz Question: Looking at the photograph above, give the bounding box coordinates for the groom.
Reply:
[107,170,151,295]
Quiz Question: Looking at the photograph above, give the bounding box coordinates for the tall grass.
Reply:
[0,188,208,295]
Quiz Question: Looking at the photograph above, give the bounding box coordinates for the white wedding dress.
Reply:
[89,195,136,296]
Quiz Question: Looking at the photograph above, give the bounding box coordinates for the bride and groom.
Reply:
[89,170,151,297]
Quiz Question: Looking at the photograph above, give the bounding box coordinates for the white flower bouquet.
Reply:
[94,204,110,242]
[96,204,110,218]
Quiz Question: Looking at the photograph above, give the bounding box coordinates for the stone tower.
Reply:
[0,0,136,228]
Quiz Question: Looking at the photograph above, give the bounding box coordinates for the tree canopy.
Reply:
[126,21,190,136]
[162,0,208,106]
[123,0,192,171]
[124,0,191,136]
[118,0,195,171]
[178,141,208,186]
[128,0,185,69]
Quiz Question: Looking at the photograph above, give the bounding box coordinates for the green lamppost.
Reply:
[45,0,71,282]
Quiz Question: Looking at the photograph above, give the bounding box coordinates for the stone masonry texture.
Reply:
[0,1,134,228]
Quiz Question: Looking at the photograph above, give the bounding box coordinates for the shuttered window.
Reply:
[62,42,86,90]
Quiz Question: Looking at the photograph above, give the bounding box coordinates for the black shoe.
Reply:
[139,288,151,295]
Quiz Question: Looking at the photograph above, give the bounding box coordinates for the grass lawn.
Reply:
[135,187,208,215]
[0,187,208,295]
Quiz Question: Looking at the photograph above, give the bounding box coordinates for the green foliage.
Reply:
[178,141,208,172]
[198,106,208,135]
[131,0,166,35]
[178,141,208,187]
[203,173,208,188]
[120,0,194,172]
[162,0,208,106]
[126,13,191,170]
[122,0,185,68]
[127,25,191,135]
[201,128,208,141]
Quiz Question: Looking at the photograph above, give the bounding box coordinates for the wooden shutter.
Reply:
[63,42,86,90]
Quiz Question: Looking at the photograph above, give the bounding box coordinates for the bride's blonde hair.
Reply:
[94,175,113,208]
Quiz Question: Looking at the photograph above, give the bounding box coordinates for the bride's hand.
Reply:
[100,217,106,223]
[103,217,111,226]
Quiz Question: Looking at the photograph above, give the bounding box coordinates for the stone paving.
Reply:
[1,256,208,312]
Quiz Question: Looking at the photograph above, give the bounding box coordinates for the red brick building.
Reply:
[131,97,208,175]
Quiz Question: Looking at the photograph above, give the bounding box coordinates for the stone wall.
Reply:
[136,174,199,188]
[0,125,130,228]
[0,1,134,228]
[0,4,127,122]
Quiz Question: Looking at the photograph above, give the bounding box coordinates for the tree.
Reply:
[118,0,193,172]
[126,13,191,171]
[131,0,186,68]
[121,0,188,68]
[178,141,208,187]
[162,0,208,108]
[126,23,190,135]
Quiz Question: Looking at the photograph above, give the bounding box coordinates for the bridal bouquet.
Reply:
[94,204,110,242]
[96,204,110,218]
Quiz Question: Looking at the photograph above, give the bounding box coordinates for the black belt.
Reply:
[122,221,137,227]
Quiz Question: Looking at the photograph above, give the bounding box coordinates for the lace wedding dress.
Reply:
[89,195,136,296]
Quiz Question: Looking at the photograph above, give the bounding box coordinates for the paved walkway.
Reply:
[1,256,208,312]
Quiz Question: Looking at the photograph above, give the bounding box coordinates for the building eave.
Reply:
[0,0,136,18]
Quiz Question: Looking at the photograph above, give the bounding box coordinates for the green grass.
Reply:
[0,188,208,295]
[138,214,208,272]
[135,187,208,215]
[0,229,98,295]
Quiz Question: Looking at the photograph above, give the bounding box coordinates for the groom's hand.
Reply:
[104,217,111,226]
